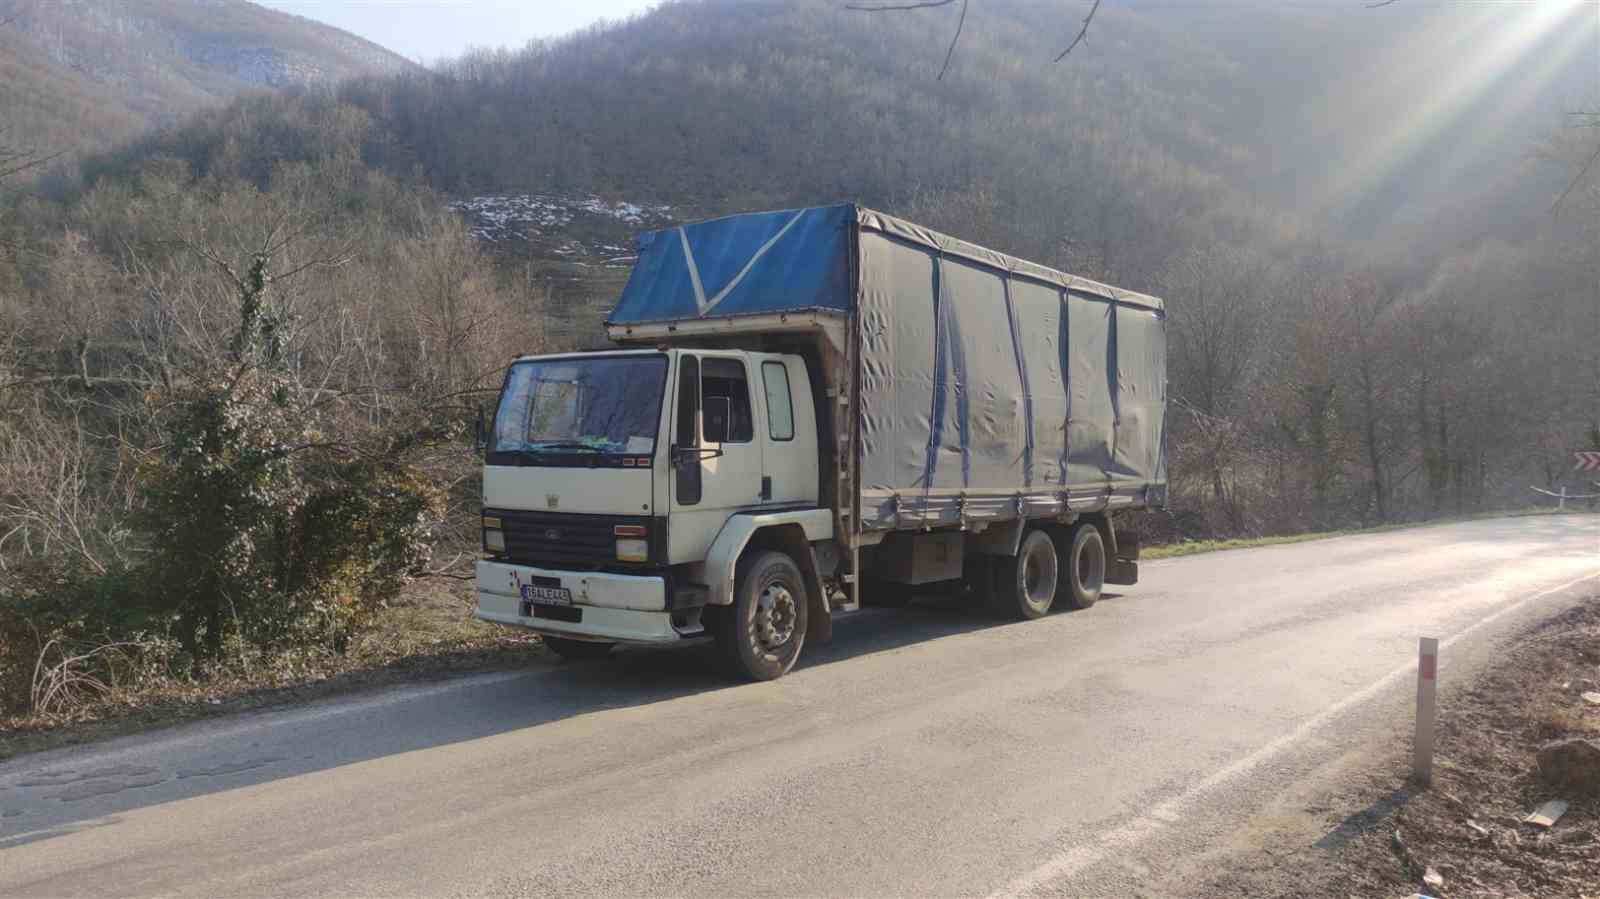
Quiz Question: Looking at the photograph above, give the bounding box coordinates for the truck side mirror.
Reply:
[474,402,489,455]
[704,395,731,444]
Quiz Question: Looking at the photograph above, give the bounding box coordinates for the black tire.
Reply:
[991,529,1058,620]
[1056,522,1106,610]
[862,578,915,608]
[711,550,809,680]
[542,636,615,661]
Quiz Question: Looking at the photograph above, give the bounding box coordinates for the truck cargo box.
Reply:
[606,203,1166,532]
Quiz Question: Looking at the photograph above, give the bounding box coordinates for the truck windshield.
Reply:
[491,355,667,460]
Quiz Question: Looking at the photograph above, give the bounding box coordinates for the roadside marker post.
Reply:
[1413,637,1439,788]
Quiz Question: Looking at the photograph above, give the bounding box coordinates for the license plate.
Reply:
[520,584,573,606]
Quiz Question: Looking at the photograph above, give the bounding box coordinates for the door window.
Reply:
[675,355,701,506]
[762,361,795,441]
[701,358,753,443]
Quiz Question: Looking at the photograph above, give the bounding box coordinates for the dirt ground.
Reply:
[1190,595,1600,899]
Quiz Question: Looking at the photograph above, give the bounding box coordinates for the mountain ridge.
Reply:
[0,0,414,162]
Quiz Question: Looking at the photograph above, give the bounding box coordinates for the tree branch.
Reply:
[0,147,66,182]
[937,0,967,80]
[1054,0,1102,62]
[847,0,1099,77]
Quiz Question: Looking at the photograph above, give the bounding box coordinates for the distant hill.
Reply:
[328,0,1593,283]
[18,0,1599,289]
[0,0,413,163]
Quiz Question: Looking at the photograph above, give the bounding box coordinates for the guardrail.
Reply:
[1530,485,1600,511]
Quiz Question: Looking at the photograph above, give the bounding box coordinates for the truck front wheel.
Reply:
[712,550,810,680]
[991,529,1058,620]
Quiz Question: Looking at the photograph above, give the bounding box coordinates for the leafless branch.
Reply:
[937,0,967,80]
[848,0,1100,77]
[1054,0,1101,62]
[0,147,66,182]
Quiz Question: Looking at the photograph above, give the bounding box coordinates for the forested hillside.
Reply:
[0,0,411,164]
[0,0,1596,716]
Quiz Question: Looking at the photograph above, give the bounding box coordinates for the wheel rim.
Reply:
[754,581,798,653]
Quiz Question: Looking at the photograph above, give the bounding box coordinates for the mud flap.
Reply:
[1107,559,1138,586]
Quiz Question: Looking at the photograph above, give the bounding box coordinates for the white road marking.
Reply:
[990,568,1600,899]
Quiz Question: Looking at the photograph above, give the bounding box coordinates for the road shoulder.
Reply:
[1174,593,1600,898]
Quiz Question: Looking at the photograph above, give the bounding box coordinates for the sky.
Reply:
[257,1,658,65]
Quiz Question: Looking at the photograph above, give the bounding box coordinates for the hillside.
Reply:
[306,0,1591,286]
[0,0,413,164]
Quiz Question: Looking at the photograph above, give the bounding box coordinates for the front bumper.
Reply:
[475,560,680,644]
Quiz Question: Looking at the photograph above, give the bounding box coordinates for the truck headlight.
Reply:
[483,516,505,553]
[615,538,648,562]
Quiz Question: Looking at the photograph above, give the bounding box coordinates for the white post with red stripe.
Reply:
[1413,637,1439,787]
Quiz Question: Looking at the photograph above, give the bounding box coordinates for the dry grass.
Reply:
[0,579,548,761]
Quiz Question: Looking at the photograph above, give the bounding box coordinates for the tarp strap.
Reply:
[923,250,946,495]
[1003,274,1034,488]
[1106,300,1121,487]
[678,227,709,312]
[945,258,972,488]
[679,210,807,316]
[1056,288,1070,487]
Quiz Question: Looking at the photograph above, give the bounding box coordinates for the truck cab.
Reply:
[476,347,830,677]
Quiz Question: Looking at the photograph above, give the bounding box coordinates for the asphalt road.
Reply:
[2,515,1597,898]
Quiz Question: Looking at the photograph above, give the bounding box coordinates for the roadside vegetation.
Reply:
[0,580,544,762]
[1,95,543,722]
[2,0,1598,728]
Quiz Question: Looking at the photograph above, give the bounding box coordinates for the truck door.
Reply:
[754,355,818,506]
[669,352,765,560]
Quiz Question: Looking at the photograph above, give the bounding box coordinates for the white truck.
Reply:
[476,204,1167,680]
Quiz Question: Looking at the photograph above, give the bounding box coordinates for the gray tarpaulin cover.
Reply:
[608,204,1167,528]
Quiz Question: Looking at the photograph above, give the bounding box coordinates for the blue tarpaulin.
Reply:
[608,204,855,324]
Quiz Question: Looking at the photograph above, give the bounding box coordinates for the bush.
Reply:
[135,255,442,666]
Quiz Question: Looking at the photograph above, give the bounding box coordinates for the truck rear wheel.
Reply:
[1056,522,1106,610]
[712,550,809,680]
[991,529,1058,620]
[542,636,615,661]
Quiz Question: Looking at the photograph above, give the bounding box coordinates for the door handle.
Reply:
[673,446,724,463]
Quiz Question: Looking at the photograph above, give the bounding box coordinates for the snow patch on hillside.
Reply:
[449,194,674,249]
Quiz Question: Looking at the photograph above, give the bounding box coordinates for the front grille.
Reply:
[489,508,656,568]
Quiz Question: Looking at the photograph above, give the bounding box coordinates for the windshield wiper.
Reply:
[522,441,605,453]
